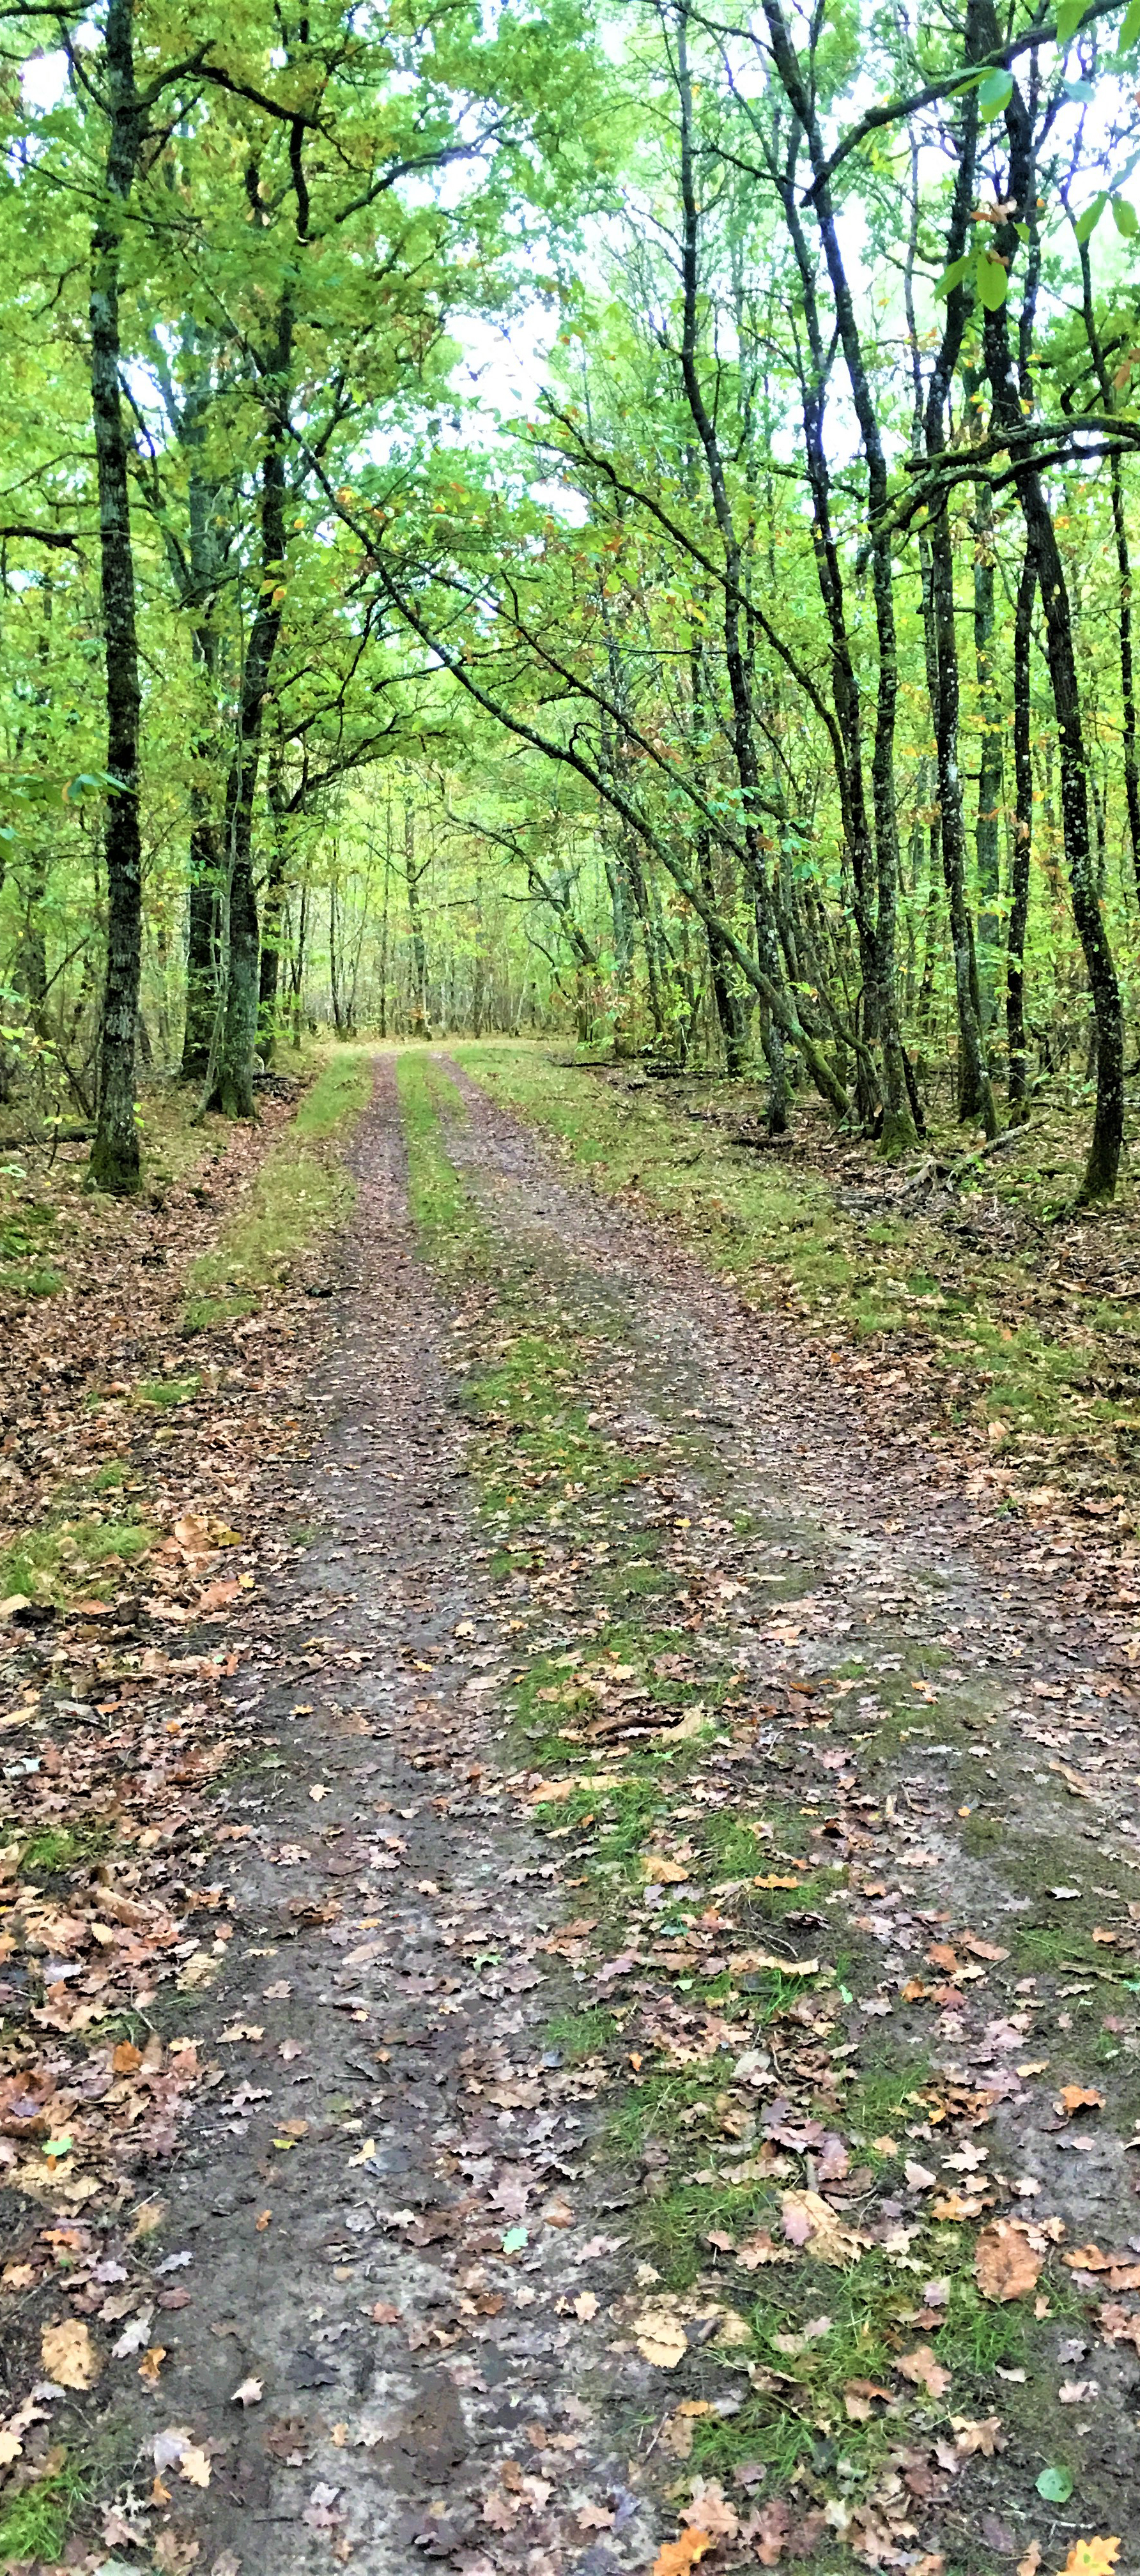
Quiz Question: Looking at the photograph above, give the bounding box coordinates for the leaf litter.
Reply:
[0,1051,1136,2572]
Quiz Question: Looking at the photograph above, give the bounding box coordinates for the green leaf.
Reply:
[1036,2465,1074,2504]
[976,253,1010,309]
[1056,0,1089,34]
[1113,194,1139,235]
[502,2225,528,2252]
[1118,0,1140,50]
[934,254,972,300]
[978,67,1014,119]
[1064,74,1095,97]
[1075,191,1108,241]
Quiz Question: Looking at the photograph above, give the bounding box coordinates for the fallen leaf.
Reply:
[780,2188,865,2265]
[1057,2085,1105,2118]
[129,2197,166,2239]
[643,1854,689,1883]
[896,2345,951,2400]
[952,2414,1004,2455]
[573,2290,599,2321]
[1016,2546,1042,2576]
[179,2444,212,2488]
[231,2377,264,2407]
[651,2536,713,2576]
[138,2345,166,2384]
[40,2318,102,2389]
[635,2305,689,2369]
[975,2223,1044,2304]
[1060,2546,1120,2575]
[681,2480,738,2540]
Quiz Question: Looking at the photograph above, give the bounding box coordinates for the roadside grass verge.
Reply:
[451,1039,1140,1512]
[183,1045,374,1328]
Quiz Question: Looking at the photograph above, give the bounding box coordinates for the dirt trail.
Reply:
[23,1055,1140,2576]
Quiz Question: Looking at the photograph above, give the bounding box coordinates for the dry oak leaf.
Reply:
[1016,2546,1042,2576]
[780,2189,865,2266]
[896,2345,952,2400]
[1060,2545,1120,2575]
[651,2536,714,2576]
[643,1855,690,1885]
[635,2305,689,2369]
[975,2222,1044,2304]
[41,2317,102,2389]
[681,2480,738,2541]
[1056,2085,1105,2118]
[231,2376,264,2407]
[951,2414,1004,2456]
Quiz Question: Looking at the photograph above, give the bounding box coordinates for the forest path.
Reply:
[92,1055,1139,2576]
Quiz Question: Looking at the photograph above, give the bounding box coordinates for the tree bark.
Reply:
[1075,235,1140,907]
[257,740,288,1062]
[972,475,1003,1023]
[87,0,144,1195]
[918,33,997,1135]
[404,795,432,1038]
[676,10,788,1127]
[762,0,914,1149]
[1007,535,1035,1118]
[982,45,1123,1200]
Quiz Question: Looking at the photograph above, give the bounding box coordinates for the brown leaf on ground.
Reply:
[974,2222,1044,2303]
[896,2345,952,2399]
[951,2414,1005,2455]
[747,2499,792,2566]
[1056,2085,1105,2117]
[780,2188,865,2265]
[40,2317,102,2389]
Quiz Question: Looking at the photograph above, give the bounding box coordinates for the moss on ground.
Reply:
[451,1041,1140,1493]
[185,1045,374,1322]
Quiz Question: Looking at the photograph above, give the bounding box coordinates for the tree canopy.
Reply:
[4,0,1140,1200]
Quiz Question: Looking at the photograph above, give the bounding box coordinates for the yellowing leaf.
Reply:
[40,2319,102,2389]
[1061,2544,1121,2575]
[651,2534,714,2575]
[634,2305,689,2368]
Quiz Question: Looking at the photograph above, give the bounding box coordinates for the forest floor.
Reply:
[1,1046,1139,2576]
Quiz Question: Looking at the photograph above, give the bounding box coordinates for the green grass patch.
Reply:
[185,1046,374,1321]
[0,2458,88,2569]
[449,1043,1140,1468]
[135,1374,200,1407]
[0,1508,154,1606]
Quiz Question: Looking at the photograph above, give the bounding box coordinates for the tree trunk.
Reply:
[1007,544,1035,1123]
[404,796,432,1039]
[181,818,220,1082]
[87,0,143,1195]
[917,47,996,1136]
[676,11,788,1128]
[763,0,914,1149]
[983,49,1123,1200]
[972,476,1003,1025]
